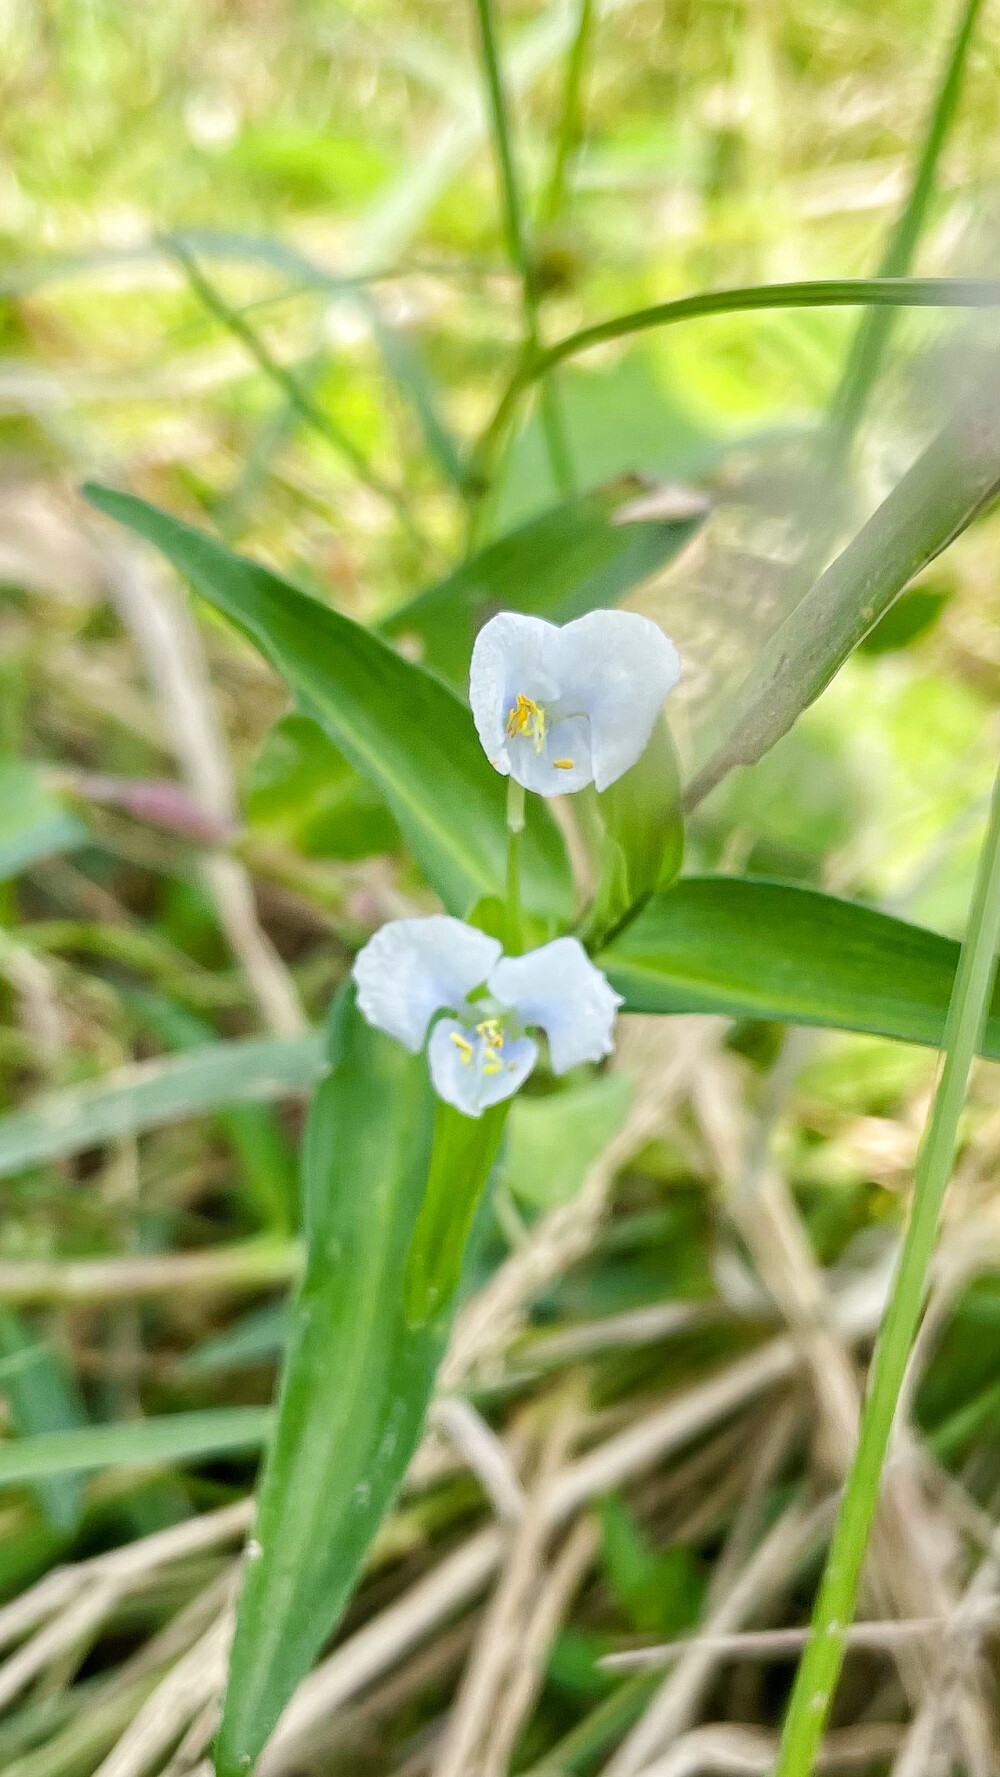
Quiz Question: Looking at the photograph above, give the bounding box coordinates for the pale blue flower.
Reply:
[353,916,623,1117]
[469,610,680,797]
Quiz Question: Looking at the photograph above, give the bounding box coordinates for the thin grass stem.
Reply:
[825,0,986,457]
[542,0,595,227]
[774,758,1000,1775]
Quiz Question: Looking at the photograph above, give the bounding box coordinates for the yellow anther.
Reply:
[553,758,574,769]
[450,1031,474,1066]
[505,693,547,754]
[476,1018,504,1046]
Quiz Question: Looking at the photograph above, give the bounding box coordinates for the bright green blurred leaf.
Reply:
[601,1495,705,1635]
[505,1073,631,1208]
[601,875,1000,1055]
[244,712,401,861]
[382,480,704,691]
[858,585,949,655]
[492,356,720,529]
[0,759,87,881]
[83,485,571,921]
[217,989,450,1777]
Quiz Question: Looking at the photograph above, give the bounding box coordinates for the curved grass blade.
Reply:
[600,875,1000,1056]
[0,1408,273,1487]
[216,989,449,1777]
[0,1034,325,1179]
[82,485,571,922]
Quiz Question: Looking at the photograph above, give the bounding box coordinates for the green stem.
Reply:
[471,0,538,349]
[505,777,526,956]
[542,0,595,227]
[775,758,1000,1776]
[471,0,575,501]
[825,0,986,458]
[468,277,999,489]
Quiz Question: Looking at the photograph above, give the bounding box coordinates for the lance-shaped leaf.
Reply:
[600,875,1000,1056]
[217,990,459,1777]
[686,366,1000,808]
[82,485,570,922]
[382,481,704,690]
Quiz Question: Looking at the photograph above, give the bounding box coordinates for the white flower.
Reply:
[469,610,680,796]
[353,915,623,1118]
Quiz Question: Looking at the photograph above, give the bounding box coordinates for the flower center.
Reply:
[505,692,575,770]
[450,1015,507,1075]
[506,692,547,752]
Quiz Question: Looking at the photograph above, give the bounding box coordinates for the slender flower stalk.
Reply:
[775,757,1000,1775]
[505,776,526,956]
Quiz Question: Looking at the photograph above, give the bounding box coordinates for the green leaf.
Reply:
[244,712,401,862]
[505,1073,631,1208]
[83,484,570,921]
[0,1408,273,1486]
[0,759,87,881]
[0,1034,325,1179]
[600,876,1000,1056]
[582,717,684,949]
[216,989,449,1777]
[381,480,704,690]
[402,1099,508,1327]
[0,1311,89,1531]
[601,1495,704,1635]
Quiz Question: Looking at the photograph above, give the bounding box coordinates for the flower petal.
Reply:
[552,611,680,791]
[353,916,502,1052]
[488,936,624,1074]
[469,613,560,778]
[504,714,593,796]
[428,1018,538,1116]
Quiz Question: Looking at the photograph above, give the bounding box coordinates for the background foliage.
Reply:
[0,0,998,1773]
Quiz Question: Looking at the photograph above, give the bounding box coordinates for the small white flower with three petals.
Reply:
[353,915,623,1118]
[469,609,680,797]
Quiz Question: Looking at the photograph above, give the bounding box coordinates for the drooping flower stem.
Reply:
[505,777,526,955]
[775,756,1000,1776]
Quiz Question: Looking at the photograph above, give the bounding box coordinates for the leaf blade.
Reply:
[82,484,570,920]
[383,482,703,690]
[216,991,449,1777]
[601,876,1000,1055]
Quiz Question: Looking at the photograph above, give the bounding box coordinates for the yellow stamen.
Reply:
[553,758,574,769]
[505,693,547,754]
[450,1031,474,1065]
[476,1018,505,1048]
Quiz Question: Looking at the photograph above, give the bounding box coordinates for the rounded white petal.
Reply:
[469,612,560,778]
[428,1018,538,1116]
[488,936,624,1075]
[353,917,502,1052]
[552,611,680,791]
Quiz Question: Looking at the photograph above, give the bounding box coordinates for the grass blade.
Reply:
[0,1408,273,1486]
[0,1034,325,1178]
[774,760,1000,1776]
